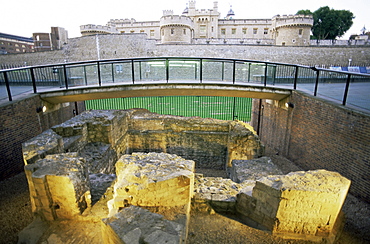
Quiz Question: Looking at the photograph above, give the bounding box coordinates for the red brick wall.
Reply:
[251,91,370,202]
[0,95,85,179]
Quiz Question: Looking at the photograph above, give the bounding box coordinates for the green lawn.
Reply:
[85,96,252,122]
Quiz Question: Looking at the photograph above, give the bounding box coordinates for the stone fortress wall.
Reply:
[1,34,369,69]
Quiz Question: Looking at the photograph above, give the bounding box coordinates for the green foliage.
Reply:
[297,6,354,40]
[313,6,354,39]
[296,9,313,16]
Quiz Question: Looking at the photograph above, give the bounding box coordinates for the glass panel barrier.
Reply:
[316,70,347,103]
[66,66,86,87]
[134,60,166,82]
[346,74,370,111]
[112,62,133,83]
[83,65,99,86]
[248,63,265,84]
[168,59,200,81]
[296,67,317,94]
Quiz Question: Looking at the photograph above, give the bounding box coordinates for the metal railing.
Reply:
[1,57,369,112]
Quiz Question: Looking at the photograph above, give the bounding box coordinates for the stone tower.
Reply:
[160,11,193,44]
[272,14,313,46]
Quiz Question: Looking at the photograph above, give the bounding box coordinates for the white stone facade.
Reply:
[80,1,313,46]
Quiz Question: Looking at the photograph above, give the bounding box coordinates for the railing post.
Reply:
[97,61,102,86]
[4,72,12,101]
[166,58,169,83]
[232,60,236,84]
[248,63,251,82]
[139,61,142,81]
[63,64,69,89]
[342,74,351,106]
[131,60,135,84]
[294,66,299,90]
[200,58,203,83]
[314,69,319,96]
[84,66,88,85]
[30,68,37,93]
[111,63,115,83]
[222,61,225,81]
[264,63,268,86]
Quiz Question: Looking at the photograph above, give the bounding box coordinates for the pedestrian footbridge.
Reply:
[1,57,369,112]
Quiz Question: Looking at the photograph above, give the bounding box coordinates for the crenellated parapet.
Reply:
[80,24,119,36]
[272,14,313,29]
[160,15,194,29]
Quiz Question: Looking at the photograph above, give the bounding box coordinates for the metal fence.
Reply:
[1,57,369,112]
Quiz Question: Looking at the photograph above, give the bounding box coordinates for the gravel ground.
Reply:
[0,155,369,244]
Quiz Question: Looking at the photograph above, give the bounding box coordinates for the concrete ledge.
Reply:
[39,83,291,104]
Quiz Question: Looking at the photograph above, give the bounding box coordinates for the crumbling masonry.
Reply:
[19,109,350,243]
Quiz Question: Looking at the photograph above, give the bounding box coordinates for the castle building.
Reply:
[79,1,313,46]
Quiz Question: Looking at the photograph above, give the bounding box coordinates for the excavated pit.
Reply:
[19,109,350,244]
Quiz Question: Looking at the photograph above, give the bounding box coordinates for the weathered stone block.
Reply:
[230,157,283,183]
[108,152,195,220]
[102,206,185,244]
[24,153,91,220]
[236,169,350,243]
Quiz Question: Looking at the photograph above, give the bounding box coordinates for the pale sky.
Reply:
[1,0,368,39]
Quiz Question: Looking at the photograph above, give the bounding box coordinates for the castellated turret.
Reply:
[160,14,194,44]
[272,14,313,46]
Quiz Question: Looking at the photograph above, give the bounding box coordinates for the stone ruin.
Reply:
[19,108,351,243]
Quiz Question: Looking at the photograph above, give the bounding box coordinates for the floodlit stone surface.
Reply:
[230,156,283,183]
[102,206,185,244]
[19,109,351,243]
[194,174,255,213]
[236,169,351,243]
[108,152,195,223]
[24,153,91,221]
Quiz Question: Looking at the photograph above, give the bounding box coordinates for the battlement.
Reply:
[272,14,313,29]
[160,15,194,29]
[163,10,174,16]
[80,24,119,36]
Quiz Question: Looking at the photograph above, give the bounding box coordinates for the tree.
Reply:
[297,6,355,40]
[312,6,354,39]
[296,10,313,16]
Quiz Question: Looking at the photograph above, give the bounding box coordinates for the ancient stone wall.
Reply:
[127,111,264,169]
[1,35,369,67]
[0,94,85,179]
[20,110,352,243]
[251,91,370,203]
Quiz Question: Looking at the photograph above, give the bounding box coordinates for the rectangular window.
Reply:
[298,29,303,35]
[150,30,155,37]
[183,29,186,35]
[253,28,258,35]
[200,25,206,34]
[121,31,125,33]
[242,28,247,34]
[171,28,174,35]
[264,28,268,35]
[232,28,236,35]
[221,28,226,35]
[130,30,135,33]
[140,30,144,33]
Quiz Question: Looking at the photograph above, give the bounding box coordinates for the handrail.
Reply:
[1,57,369,112]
